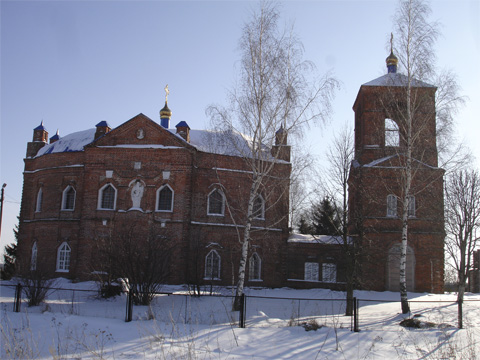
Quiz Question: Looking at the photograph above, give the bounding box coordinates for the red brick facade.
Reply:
[348,74,445,293]
[17,113,291,288]
[17,66,446,293]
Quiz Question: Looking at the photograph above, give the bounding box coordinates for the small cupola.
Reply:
[275,125,288,146]
[271,125,291,162]
[27,121,49,157]
[175,121,190,142]
[160,84,172,129]
[386,33,398,74]
[50,129,60,144]
[95,121,111,139]
[33,121,48,142]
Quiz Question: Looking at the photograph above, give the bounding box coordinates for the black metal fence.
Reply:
[2,282,478,332]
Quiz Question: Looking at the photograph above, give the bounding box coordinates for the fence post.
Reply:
[125,289,133,322]
[243,293,247,328]
[353,297,359,332]
[297,299,301,325]
[239,293,246,328]
[14,283,22,313]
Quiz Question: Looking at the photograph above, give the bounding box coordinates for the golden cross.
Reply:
[164,84,170,103]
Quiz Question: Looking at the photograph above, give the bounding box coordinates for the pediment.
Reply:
[91,113,192,149]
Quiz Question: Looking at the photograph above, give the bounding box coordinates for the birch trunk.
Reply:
[400,77,412,314]
[233,181,257,311]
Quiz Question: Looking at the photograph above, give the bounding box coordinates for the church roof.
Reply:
[288,233,352,245]
[36,128,96,157]
[362,73,435,88]
[33,120,273,160]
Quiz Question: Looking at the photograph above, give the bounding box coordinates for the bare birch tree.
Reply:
[324,125,356,315]
[207,1,338,310]
[289,148,316,231]
[389,0,463,313]
[445,169,480,329]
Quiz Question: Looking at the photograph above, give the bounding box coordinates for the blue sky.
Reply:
[1,0,479,252]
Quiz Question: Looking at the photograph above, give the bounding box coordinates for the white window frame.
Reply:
[56,242,71,272]
[31,242,37,271]
[204,250,221,280]
[156,184,174,212]
[207,189,225,216]
[253,195,265,220]
[97,183,117,210]
[304,262,319,281]
[385,118,400,147]
[322,263,337,283]
[35,188,43,212]
[407,195,416,218]
[387,194,398,217]
[61,185,76,211]
[249,252,262,281]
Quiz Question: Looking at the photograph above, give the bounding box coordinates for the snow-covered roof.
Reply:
[184,129,271,159]
[359,153,441,170]
[288,233,350,245]
[362,73,435,88]
[35,128,96,157]
[33,124,273,160]
[363,155,397,168]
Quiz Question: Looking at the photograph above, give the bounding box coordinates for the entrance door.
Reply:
[387,244,415,291]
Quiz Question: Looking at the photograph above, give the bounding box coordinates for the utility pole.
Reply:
[0,183,6,241]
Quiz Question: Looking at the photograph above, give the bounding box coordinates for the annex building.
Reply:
[17,50,445,293]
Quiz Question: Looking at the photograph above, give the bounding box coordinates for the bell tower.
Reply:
[348,47,444,293]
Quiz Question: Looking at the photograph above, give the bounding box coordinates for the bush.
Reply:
[100,283,122,298]
[20,270,57,307]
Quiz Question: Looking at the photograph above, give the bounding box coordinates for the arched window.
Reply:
[56,242,71,272]
[385,118,399,147]
[98,184,117,210]
[249,253,262,280]
[253,195,265,220]
[407,195,416,217]
[207,189,225,216]
[61,186,76,210]
[205,250,221,280]
[156,185,174,212]
[31,242,37,271]
[387,194,398,217]
[35,188,43,212]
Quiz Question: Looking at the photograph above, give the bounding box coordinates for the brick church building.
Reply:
[17,49,445,293]
[17,99,292,288]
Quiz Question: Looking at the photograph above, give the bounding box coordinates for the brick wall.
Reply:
[17,115,290,288]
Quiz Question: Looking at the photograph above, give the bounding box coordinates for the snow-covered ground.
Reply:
[1,278,479,359]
